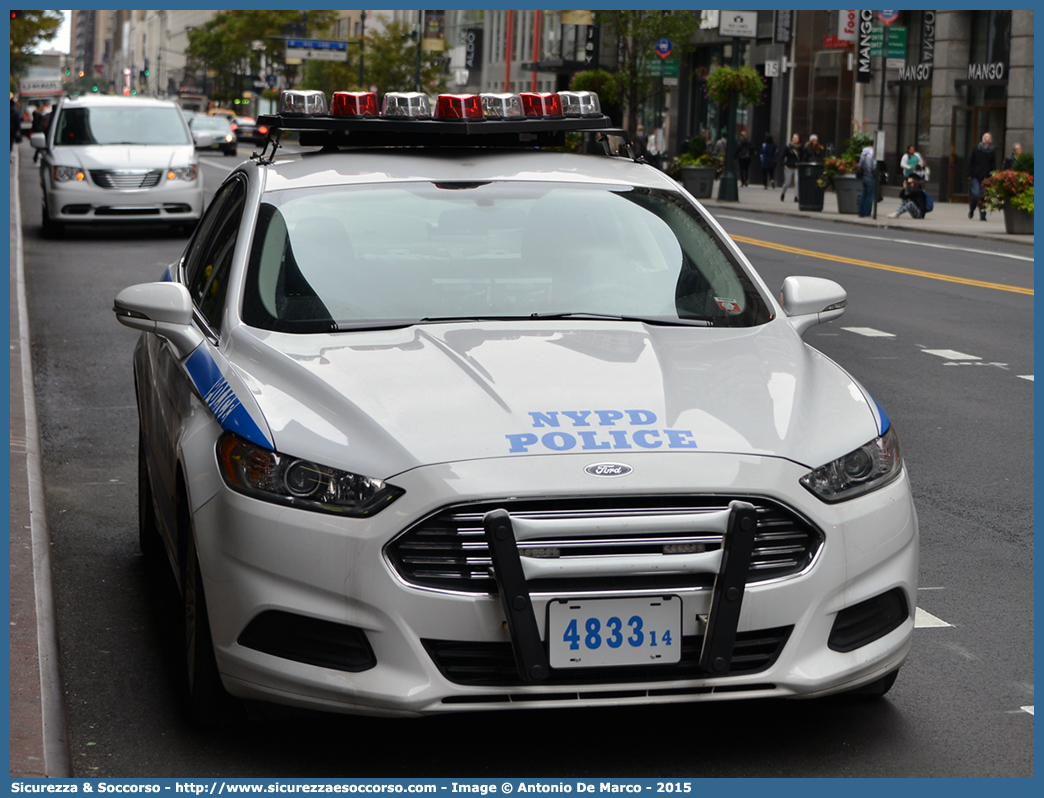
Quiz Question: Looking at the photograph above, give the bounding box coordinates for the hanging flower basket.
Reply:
[704,65,765,106]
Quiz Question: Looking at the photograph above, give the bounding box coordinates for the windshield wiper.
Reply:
[528,312,714,327]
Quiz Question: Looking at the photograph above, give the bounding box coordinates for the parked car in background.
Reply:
[188,115,238,157]
[30,94,204,237]
[230,115,266,146]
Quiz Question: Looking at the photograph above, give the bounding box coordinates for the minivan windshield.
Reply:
[54,105,191,146]
[241,182,773,332]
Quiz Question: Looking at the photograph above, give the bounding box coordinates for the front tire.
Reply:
[41,201,63,239]
[137,429,163,562]
[180,496,237,727]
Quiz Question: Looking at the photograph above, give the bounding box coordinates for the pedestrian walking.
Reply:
[11,97,23,154]
[760,133,777,189]
[857,144,876,217]
[887,176,929,218]
[1002,141,1023,171]
[967,131,996,221]
[735,131,753,186]
[780,134,801,202]
[900,144,928,181]
[712,129,727,158]
[800,134,824,163]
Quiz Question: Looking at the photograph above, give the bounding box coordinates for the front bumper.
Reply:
[44,171,204,224]
[191,452,918,716]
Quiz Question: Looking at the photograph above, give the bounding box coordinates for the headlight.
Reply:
[53,165,85,182]
[217,432,404,517]
[799,426,903,503]
[166,165,197,181]
[225,134,235,143]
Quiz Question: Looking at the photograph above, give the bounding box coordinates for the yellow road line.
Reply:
[731,235,1034,296]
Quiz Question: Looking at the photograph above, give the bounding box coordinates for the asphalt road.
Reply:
[15,144,1034,778]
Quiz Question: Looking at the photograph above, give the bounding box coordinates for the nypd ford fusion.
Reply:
[113,88,917,724]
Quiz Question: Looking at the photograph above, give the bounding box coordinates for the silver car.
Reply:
[30,94,204,237]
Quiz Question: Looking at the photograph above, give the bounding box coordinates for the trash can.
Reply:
[798,162,826,211]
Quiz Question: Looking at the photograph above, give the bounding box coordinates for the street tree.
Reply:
[187,10,335,103]
[10,10,64,78]
[594,10,706,138]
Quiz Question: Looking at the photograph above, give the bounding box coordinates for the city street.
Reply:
[12,140,1033,778]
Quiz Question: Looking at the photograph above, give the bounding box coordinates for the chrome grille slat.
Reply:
[388,497,822,594]
[90,169,163,189]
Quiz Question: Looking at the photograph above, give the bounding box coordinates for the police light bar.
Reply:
[519,92,562,117]
[278,89,327,116]
[331,91,378,117]
[480,93,524,119]
[558,90,601,117]
[434,94,483,119]
[254,89,624,156]
[382,92,431,118]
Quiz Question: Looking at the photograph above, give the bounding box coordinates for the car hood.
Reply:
[52,144,195,170]
[223,320,882,478]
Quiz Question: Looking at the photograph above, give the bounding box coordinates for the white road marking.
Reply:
[843,326,895,338]
[915,608,952,628]
[714,214,1035,262]
[1022,706,1034,715]
[922,349,981,361]
[1018,375,1034,381]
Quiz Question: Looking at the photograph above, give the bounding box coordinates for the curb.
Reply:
[9,145,73,778]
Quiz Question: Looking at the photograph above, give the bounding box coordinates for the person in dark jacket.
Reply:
[887,176,928,218]
[735,131,753,186]
[780,133,801,202]
[760,133,777,189]
[800,133,824,163]
[967,132,996,221]
[1002,142,1023,171]
[11,97,22,154]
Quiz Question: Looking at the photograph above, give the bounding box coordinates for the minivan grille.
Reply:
[90,169,163,189]
[387,496,822,594]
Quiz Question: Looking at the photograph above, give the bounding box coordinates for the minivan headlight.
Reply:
[217,432,404,517]
[166,165,197,181]
[799,426,903,503]
[53,165,86,182]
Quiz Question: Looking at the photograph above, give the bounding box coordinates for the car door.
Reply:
[141,175,249,540]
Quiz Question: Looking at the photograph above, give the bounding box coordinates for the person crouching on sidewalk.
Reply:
[888,177,928,219]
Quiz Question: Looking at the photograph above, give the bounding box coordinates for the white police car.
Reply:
[113,89,917,725]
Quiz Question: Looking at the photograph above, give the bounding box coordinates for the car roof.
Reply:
[59,94,180,109]
[256,148,682,194]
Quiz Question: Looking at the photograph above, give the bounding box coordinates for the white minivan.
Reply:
[31,94,206,237]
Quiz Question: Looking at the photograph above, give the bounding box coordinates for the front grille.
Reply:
[387,497,822,594]
[424,626,792,686]
[89,169,163,189]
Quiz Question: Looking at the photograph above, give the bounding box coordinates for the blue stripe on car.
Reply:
[872,396,890,435]
[184,347,272,449]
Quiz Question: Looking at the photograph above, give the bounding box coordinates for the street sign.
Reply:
[878,10,900,26]
[285,38,349,62]
[869,26,906,58]
[642,58,679,78]
[718,10,758,38]
[655,38,673,60]
[266,74,278,88]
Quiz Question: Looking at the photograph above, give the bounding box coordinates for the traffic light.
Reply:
[11,11,22,20]
[143,59,149,77]
[92,84,98,92]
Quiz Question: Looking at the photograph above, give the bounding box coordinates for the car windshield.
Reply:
[55,105,191,146]
[190,117,232,132]
[241,181,773,332]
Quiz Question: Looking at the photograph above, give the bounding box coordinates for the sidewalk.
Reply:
[698,179,1034,246]
[10,144,73,778]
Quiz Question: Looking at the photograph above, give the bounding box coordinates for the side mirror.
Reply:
[194,131,217,148]
[780,276,847,335]
[113,282,204,358]
[30,132,47,150]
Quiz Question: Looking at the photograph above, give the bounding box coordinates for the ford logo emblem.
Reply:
[585,463,633,478]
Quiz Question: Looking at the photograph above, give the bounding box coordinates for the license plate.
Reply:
[547,596,682,669]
